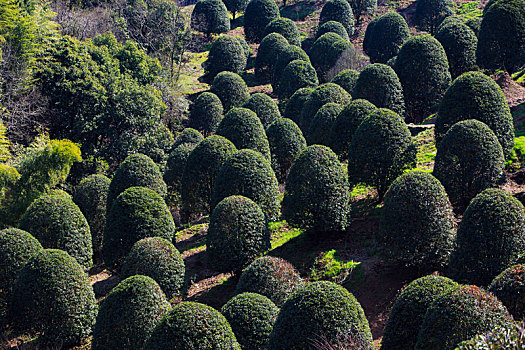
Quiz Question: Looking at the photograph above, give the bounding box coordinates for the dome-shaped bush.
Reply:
[73,174,110,254]
[449,188,525,286]
[316,21,349,41]
[221,292,279,350]
[363,12,410,64]
[211,71,251,111]
[466,16,481,36]
[348,108,416,199]
[328,99,377,159]
[266,118,307,183]
[92,275,170,350]
[216,108,271,159]
[331,69,359,94]
[244,0,280,43]
[145,301,241,349]
[394,35,451,122]
[9,249,97,346]
[414,0,454,34]
[477,0,525,73]
[309,32,355,83]
[164,143,197,197]
[283,145,350,232]
[204,35,247,80]
[433,120,505,210]
[415,285,514,350]
[255,33,289,84]
[349,0,377,24]
[381,275,459,350]
[319,0,355,36]
[172,128,204,148]
[379,172,456,270]
[103,186,175,269]
[243,93,281,128]
[223,0,248,20]
[300,83,351,132]
[212,149,280,221]
[283,87,313,125]
[272,45,311,93]
[268,281,373,350]
[276,60,319,100]
[121,237,185,299]
[191,0,230,35]
[352,63,405,116]
[489,264,525,320]
[264,18,300,46]
[236,256,303,306]
[20,194,92,269]
[435,71,514,157]
[307,102,344,146]
[181,135,237,216]
[189,92,224,135]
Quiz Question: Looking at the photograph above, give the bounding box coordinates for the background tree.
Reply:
[190,0,230,36]
[414,0,454,34]
[349,0,377,25]
[319,0,355,36]
[244,0,280,43]
[203,35,247,81]
[223,0,248,20]
[363,12,410,64]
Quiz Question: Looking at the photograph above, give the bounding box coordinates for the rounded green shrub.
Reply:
[414,285,514,350]
[243,93,281,128]
[121,237,185,299]
[381,275,459,350]
[283,145,350,232]
[283,87,313,125]
[92,275,170,350]
[204,35,247,80]
[433,120,505,211]
[348,108,416,199]
[276,60,319,100]
[189,92,224,135]
[268,281,373,350]
[103,186,175,269]
[363,12,410,64]
[9,249,97,346]
[300,83,351,132]
[466,16,482,36]
[307,102,344,146]
[244,0,280,43]
[435,71,514,157]
[319,0,355,36]
[211,71,251,111]
[352,63,405,116]
[264,18,300,46]
[349,0,377,24]
[223,0,248,20]
[216,108,271,159]
[328,99,377,159]
[191,0,230,35]
[145,301,241,349]
[266,118,307,183]
[316,21,349,41]
[181,135,237,216]
[331,69,359,94]
[73,174,110,254]
[164,143,197,198]
[255,33,289,84]
[212,149,280,221]
[394,35,451,122]
[415,0,454,34]
[235,36,251,59]
[489,264,525,320]
[20,194,93,270]
[173,128,204,148]
[309,32,355,83]
[221,292,279,350]
[449,188,525,286]
[272,45,311,93]
[379,171,456,270]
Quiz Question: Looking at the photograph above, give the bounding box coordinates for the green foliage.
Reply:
[189,92,223,135]
[309,32,355,83]
[331,69,359,94]
[255,33,289,84]
[268,281,373,350]
[164,143,197,200]
[319,0,355,36]
[456,323,525,349]
[276,60,319,100]
[465,17,482,36]
[92,275,170,350]
[244,0,280,43]
[309,250,360,284]
[243,93,281,129]
[204,35,247,80]
[349,0,377,24]
[363,12,410,64]
[272,45,311,93]
[173,128,203,148]
[415,0,454,34]
[211,71,251,111]
[223,0,248,19]
[300,83,351,132]
[283,87,313,125]
[0,121,11,163]
[191,0,230,35]
[489,264,525,320]
[316,21,349,41]
[307,102,344,146]
[381,275,460,350]
[9,249,97,346]
[264,18,300,46]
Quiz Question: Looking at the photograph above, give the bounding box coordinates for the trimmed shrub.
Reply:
[363,12,410,64]
[300,83,351,132]
[349,0,377,24]
[103,186,175,269]
[352,63,405,116]
[477,0,525,73]
[331,69,359,94]
[266,118,307,183]
[164,143,197,197]
[191,0,230,35]
[181,135,237,216]
[244,0,280,43]
[449,188,525,286]
[309,32,355,83]
[283,145,350,232]
[319,0,355,36]
[415,285,514,350]
[121,237,185,299]
[466,17,482,36]
[216,108,271,159]
[255,33,289,84]
[307,102,344,146]
[394,35,451,122]
[379,172,456,270]
[73,174,110,254]
[211,71,251,111]
[489,264,525,320]
[272,45,311,93]
[316,21,349,41]
[435,71,514,157]
[221,292,279,350]
[243,93,281,128]
[236,36,251,59]
[20,194,93,270]
[276,60,319,100]
[189,92,224,135]
[414,0,454,34]
[212,149,280,220]
[9,249,97,346]
[283,87,313,125]
[92,275,170,350]
[381,275,459,350]
[456,324,525,349]
[268,281,373,350]
[328,99,377,159]
[433,120,505,211]
[223,0,248,20]
[348,108,416,199]
[264,18,300,46]
[173,128,204,148]
[204,35,247,80]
